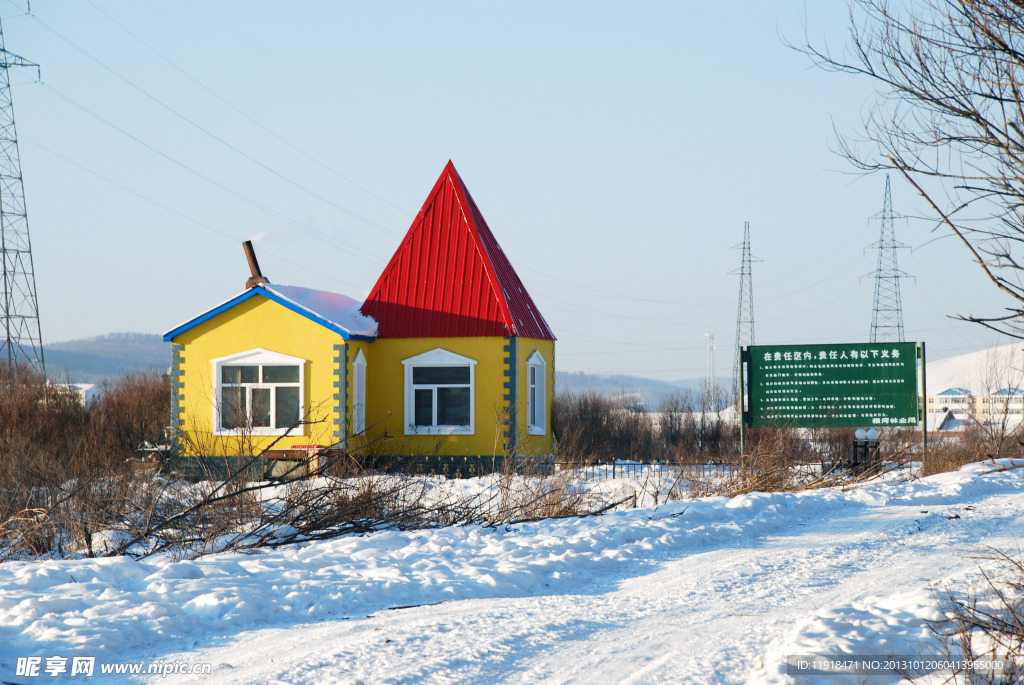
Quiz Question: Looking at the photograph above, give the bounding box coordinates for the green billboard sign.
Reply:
[743,342,923,428]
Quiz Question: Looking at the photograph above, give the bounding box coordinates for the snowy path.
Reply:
[1,463,1022,683]
[126,463,1024,685]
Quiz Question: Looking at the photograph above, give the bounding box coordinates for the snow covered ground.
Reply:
[1,461,1023,684]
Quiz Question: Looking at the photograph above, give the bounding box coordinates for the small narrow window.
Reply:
[529,366,538,426]
[353,349,366,435]
[527,350,546,435]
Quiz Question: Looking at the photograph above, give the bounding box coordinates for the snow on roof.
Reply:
[263,284,377,338]
[925,409,962,432]
[163,284,377,341]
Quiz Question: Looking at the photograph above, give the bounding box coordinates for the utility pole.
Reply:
[702,330,715,452]
[0,15,43,375]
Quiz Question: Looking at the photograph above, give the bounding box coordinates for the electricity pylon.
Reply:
[868,175,910,343]
[731,222,759,405]
[0,16,43,375]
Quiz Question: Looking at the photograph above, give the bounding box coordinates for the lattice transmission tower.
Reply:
[0,16,43,375]
[867,175,910,343]
[731,221,759,404]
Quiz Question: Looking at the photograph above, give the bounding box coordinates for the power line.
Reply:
[38,82,387,268]
[29,12,399,238]
[22,136,373,291]
[82,0,412,222]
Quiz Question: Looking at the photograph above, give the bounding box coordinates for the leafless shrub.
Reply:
[718,427,812,495]
[924,416,1024,477]
[898,550,1024,684]
[665,424,914,499]
[0,367,169,560]
[0,378,626,561]
[487,456,615,525]
[553,391,738,467]
[552,392,619,464]
[926,438,986,478]
[87,372,170,465]
[554,389,917,500]
[95,443,624,560]
[0,365,89,490]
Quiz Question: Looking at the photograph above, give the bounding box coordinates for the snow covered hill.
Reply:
[926,342,1024,394]
[1,461,1022,683]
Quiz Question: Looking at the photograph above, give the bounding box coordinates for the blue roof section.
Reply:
[937,410,963,432]
[163,285,378,342]
[992,388,1024,396]
[937,387,972,396]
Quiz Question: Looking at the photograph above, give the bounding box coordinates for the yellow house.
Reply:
[164,161,555,475]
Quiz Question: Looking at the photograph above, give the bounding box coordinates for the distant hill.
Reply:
[46,333,168,383]
[925,342,1024,394]
[43,334,736,406]
[555,371,732,410]
[48,333,1015,401]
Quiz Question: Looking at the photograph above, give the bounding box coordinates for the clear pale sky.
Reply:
[0,1,1008,381]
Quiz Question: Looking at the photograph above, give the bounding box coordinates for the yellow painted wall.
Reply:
[517,338,556,456]
[171,296,555,460]
[170,294,346,456]
[351,336,511,457]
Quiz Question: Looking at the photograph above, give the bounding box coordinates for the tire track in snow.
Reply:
[146,466,1024,684]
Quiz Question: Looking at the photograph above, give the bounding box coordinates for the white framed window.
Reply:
[402,348,476,435]
[353,348,366,435]
[527,350,546,435]
[212,348,305,436]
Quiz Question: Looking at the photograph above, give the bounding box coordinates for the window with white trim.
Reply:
[403,348,476,435]
[527,350,546,435]
[213,349,305,435]
[353,349,366,435]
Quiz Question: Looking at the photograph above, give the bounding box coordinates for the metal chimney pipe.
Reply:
[243,240,270,289]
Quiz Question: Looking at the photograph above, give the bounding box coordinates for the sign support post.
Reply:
[919,341,927,475]
[738,345,746,462]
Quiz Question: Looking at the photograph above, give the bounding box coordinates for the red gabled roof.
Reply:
[361,161,554,340]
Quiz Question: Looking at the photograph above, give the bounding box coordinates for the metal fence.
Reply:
[555,461,681,481]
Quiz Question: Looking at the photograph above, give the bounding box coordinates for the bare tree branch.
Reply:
[801,0,1024,336]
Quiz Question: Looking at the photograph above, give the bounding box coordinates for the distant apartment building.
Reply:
[926,387,1024,422]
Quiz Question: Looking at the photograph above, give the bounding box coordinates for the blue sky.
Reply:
[1,1,1007,381]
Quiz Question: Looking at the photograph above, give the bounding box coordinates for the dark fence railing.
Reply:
[556,461,684,481]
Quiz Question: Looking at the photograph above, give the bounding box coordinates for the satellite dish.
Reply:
[855,428,867,440]
[866,428,879,441]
